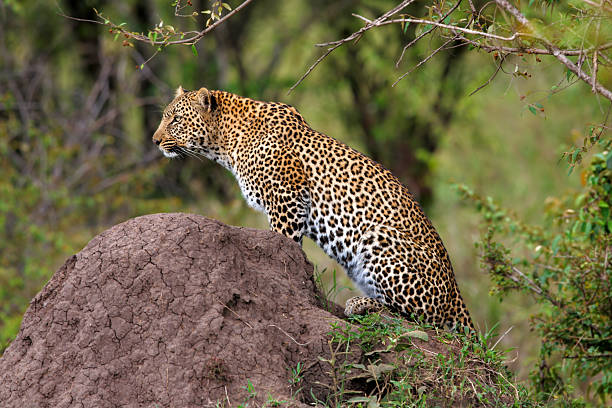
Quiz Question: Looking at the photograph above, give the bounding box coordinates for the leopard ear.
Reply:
[174,86,185,98]
[195,87,216,113]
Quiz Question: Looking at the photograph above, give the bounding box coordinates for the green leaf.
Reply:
[394,342,414,352]
[347,396,374,403]
[402,330,429,341]
[367,363,396,378]
[191,44,198,57]
[551,235,561,255]
[528,106,537,115]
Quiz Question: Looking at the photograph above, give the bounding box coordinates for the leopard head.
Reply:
[153,86,219,159]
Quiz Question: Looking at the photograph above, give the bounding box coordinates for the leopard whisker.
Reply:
[178,146,203,162]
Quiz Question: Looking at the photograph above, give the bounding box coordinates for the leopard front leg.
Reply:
[266,185,310,244]
[260,150,311,244]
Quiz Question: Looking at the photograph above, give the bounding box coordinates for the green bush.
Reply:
[457,144,611,405]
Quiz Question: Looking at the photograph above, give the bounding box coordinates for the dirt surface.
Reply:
[0,213,355,407]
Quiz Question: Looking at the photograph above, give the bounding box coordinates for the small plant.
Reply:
[235,379,258,407]
[288,361,304,400]
[263,393,289,407]
[313,267,348,312]
[244,378,257,399]
[290,361,303,386]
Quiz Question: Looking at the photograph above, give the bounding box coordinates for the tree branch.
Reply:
[350,15,526,42]
[292,0,611,100]
[289,0,418,92]
[493,0,612,102]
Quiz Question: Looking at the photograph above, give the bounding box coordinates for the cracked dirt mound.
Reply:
[0,213,350,407]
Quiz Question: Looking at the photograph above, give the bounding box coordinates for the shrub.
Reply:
[457,145,611,405]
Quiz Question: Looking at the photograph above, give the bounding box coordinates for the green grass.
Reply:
[308,313,536,407]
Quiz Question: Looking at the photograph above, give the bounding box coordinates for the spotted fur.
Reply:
[153,86,474,330]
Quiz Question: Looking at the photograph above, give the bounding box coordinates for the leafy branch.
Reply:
[61,0,254,65]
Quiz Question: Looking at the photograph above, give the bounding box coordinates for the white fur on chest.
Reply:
[231,168,266,213]
[306,215,382,301]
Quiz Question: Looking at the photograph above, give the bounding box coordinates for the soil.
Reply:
[0,213,355,407]
[0,213,518,407]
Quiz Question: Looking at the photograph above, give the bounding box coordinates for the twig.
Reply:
[458,35,612,56]
[495,0,528,25]
[351,16,525,42]
[490,367,520,401]
[582,0,612,11]
[394,0,463,68]
[217,300,253,329]
[551,47,612,102]
[224,385,231,406]
[268,324,311,346]
[288,43,344,94]
[392,36,460,87]
[469,53,507,96]
[491,325,513,349]
[171,0,256,45]
[289,0,418,92]
[466,377,479,396]
[592,9,600,94]
[510,267,542,295]
[510,266,565,308]
[566,353,612,359]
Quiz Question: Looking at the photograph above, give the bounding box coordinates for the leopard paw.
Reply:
[344,296,384,317]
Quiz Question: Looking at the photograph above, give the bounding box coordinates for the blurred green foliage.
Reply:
[0,0,611,405]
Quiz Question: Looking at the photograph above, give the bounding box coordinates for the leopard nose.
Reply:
[152,129,163,145]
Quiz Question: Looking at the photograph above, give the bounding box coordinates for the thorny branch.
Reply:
[291,0,612,101]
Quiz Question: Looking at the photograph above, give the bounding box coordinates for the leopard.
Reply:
[153,86,475,331]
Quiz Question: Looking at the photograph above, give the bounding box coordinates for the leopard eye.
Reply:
[171,116,181,124]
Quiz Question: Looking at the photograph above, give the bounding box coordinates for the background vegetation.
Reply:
[0,0,609,405]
